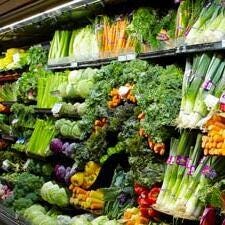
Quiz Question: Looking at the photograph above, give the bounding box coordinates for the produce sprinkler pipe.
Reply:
[0,0,102,34]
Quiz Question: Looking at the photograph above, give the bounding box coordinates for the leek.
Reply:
[177,53,225,128]
[157,131,225,218]
[156,130,192,208]
[186,4,225,45]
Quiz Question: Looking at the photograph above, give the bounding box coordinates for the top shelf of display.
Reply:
[47,41,225,70]
[46,1,225,69]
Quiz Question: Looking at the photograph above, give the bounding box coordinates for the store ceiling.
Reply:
[0,0,71,27]
[0,0,176,50]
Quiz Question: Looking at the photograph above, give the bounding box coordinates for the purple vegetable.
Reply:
[54,165,66,182]
[62,142,70,152]
[65,167,77,184]
[62,143,75,157]
[118,192,130,206]
[200,207,216,225]
[222,219,225,225]
[50,138,63,154]
[64,167,72,184]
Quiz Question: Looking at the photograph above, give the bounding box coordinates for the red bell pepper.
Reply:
[134,183,149,195]
[148,187,160,204]
[148,207,159,218]
[140,207,149,217]
[138,196,149,207]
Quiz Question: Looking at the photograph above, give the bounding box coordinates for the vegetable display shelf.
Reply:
[0,204,29,225]
[47,41,225,70]
[73,205,103,216]
[0,134,16,142]
[0,102,16,107]
[0,74,20,84]
[0,102,80,118]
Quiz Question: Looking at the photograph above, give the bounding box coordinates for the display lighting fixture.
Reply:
[0,0,103,35]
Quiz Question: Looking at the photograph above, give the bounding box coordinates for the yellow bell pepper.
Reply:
[71,172,84,186]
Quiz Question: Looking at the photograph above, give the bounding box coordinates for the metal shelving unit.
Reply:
[0,204,29,225]
[47,41,225,70]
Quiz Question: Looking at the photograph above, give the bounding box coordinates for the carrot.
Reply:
[221,129,225,139]
[139,128,145,137]
[202,136,208,142]
[160,148,165,155]
[209,149,214,155]
[148,140,155,149]
[205,142,210,149]
[212,134,223,142]
[214,122,225,129]
[213,142,217,148]
[110,88,118,96]
[222,150,225,156]
[210,130,220,137]
[217,142,223,148]
[208,125,222,131]
[204,148,208,155]
[202,142,206,148]
[214,149,220,155]
[153,143,162,153]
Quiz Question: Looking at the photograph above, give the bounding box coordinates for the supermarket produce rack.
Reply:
[0,205,29,225]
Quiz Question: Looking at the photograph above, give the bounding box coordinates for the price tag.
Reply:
[16,137,25,144]
[126,53,136,61]
[180,45,186,53]
[13,53,20,63]
[220,92,225,104]
[176,47,180,53]
[12,119,19,125]
[204,94,219,108]
[222,40,225,48]
[52,103,63,115]
[118,55,127,62]
[71,62,78,67]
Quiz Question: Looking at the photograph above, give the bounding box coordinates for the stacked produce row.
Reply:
[48,0,225,65]
[1,0,225,225]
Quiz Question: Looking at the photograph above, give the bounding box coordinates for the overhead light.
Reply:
[0,0,102,34]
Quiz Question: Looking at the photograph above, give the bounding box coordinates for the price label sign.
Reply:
[118,53,136,62]
[222,40,225,48]
[126,53,136,61]
[52,103,63,115]
[71,62,78,67]
[13,53,20,63]
[118,55,127,62]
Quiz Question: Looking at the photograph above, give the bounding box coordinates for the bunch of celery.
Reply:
[0,83,18,101]
[186,3,225,45]
[69,25,99,61]
[156,130,225,218]
[175,0,206,39]
[48,30,71,62]
[177,53,225,128]
[27,119,57,157]
[37,72,67,108]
